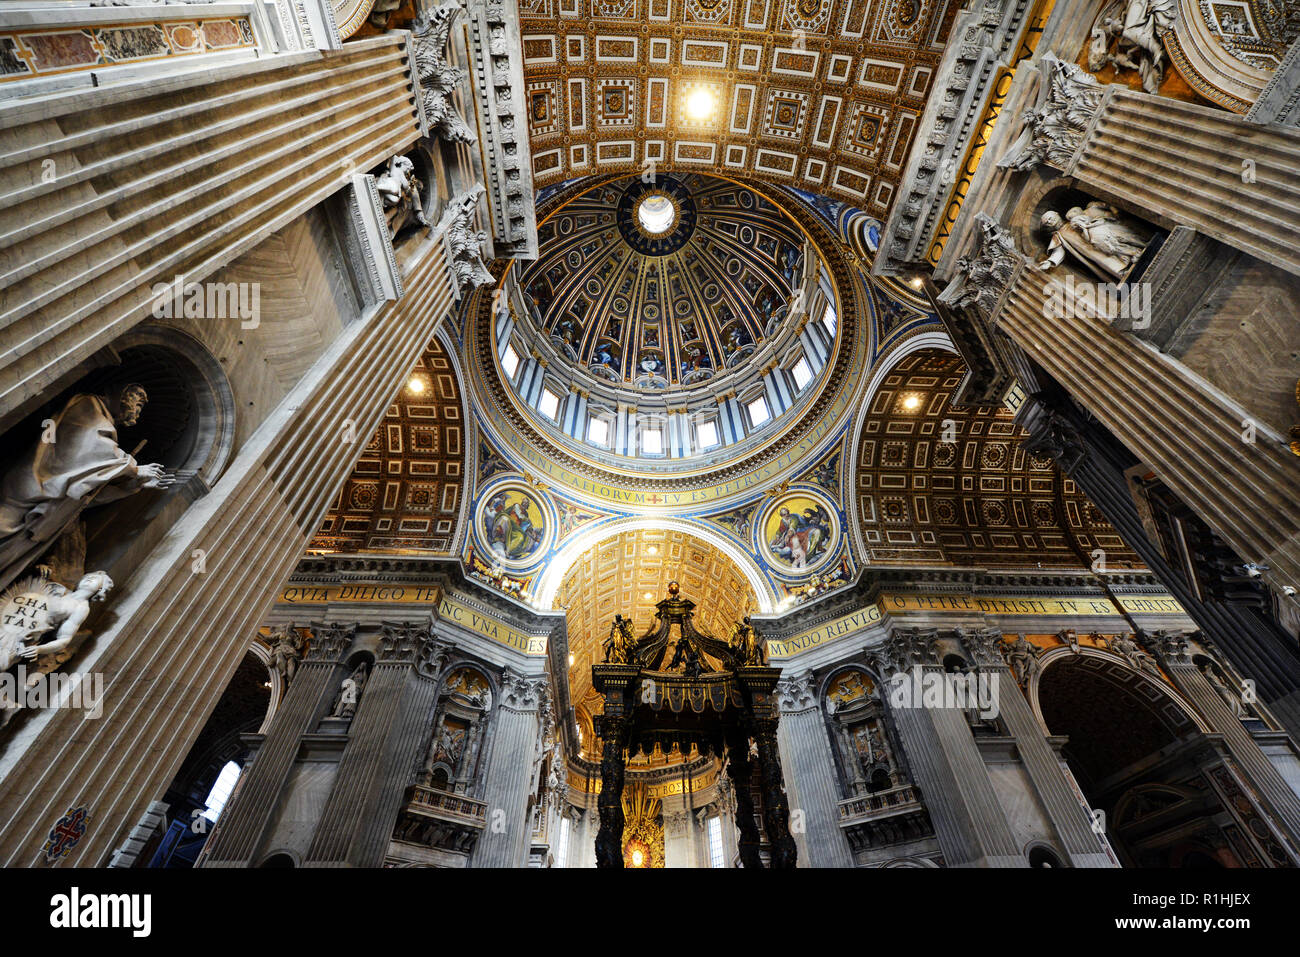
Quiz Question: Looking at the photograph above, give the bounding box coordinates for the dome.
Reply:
[516,173,811,392]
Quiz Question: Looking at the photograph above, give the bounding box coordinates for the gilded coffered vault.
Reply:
[309,336,467,553]
[520,0,965,216]
[557,527,755,704]
[853,349,1140,569]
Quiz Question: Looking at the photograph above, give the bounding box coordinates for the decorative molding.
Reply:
[875,0,1038,274]
[466,0,537,258]
[344,173,403,302]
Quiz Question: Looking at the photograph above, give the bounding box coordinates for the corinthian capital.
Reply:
[938,214,1021,316]
[411,3,476,144]
[956,626,1005,666]
[998,53,1105,173]
[438,186,494,293]
[872,628,940,677]
[379,621,432,663]
[306,621,357,661]
[500,668,547,710]
[776,672,817,712]
[1142,629,1192,664]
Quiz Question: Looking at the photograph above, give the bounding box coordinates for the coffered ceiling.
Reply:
[520,0,962,217]
[308,337,465,553]
[519,172,807,388]
[855,349,1142,569]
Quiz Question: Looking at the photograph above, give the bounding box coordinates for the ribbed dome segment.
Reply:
[518,173,806,391]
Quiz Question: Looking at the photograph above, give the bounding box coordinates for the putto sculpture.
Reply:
[1088,0,1176,94]
[374,155,430,238]
[0,571,113,724]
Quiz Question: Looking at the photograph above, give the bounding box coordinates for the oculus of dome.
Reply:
[615,176,697,255]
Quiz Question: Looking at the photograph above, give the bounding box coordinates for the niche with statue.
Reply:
[420,666,494,793]
[0,328,233,729]
[823,668,903,797]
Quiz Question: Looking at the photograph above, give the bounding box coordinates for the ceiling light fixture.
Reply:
[407,376,426,394]
[903,395,922,411]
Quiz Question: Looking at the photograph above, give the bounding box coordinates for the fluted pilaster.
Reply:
[776,672,853,867]
[959,628,1113,867]
[472,671,546,868]
[875,629,1022,867]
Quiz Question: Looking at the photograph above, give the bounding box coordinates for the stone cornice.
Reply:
[465,0,537,258]
[753,565,1171,641]
[289,554,564,635]
[874,0,1039,276]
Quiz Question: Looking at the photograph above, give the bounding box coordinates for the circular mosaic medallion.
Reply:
[475,481,554,569]
[757,488,839,576]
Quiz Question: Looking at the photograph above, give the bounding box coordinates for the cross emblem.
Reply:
[44,806,89,863]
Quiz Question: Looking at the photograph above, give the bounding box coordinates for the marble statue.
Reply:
[1003,634,1043,685]
[0,572,113,721]
[1108,634,1160,677]
[1200,660,1249,718]
[267,624,303,687]
[330,663,369,719]
[1088,0,1176,94]
[0,385,173,593]
[1038,203,1147,281]
[374,155,430,237]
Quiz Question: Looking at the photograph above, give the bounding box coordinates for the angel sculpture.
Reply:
[374,155,430,237]
[730,617,766,667]
[1086,0,1176,94]
[603,614,636,664]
